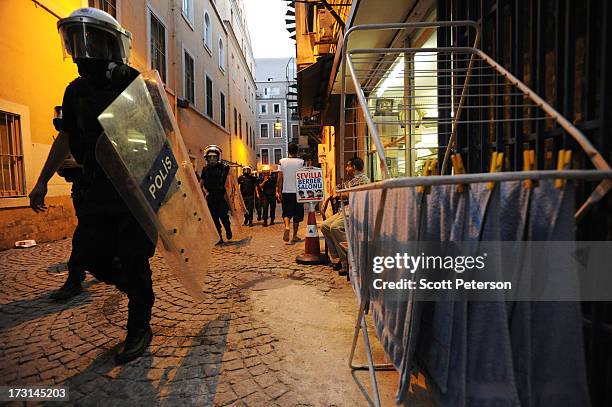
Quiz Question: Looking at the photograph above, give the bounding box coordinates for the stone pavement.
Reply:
[0,213,407,406]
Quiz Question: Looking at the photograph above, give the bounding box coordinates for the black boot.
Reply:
[226,226,233,240]
[50,278,83,300]
[115,327,153,365]
[263,219,268,227]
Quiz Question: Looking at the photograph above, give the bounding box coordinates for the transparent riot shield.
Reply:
[225,167,246,234]
[95,70,220,301]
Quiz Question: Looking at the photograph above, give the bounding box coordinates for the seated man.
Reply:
[320,157,370,275]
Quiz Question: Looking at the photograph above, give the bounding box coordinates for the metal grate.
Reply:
[0,111,25,197]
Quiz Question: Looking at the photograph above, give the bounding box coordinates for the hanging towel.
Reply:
[464,182,521,406]
[413,185,457,399]
[517,180,591,407]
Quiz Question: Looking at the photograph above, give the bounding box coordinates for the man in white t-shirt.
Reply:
[276,143,305,243]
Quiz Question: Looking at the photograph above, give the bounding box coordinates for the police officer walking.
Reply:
[29,8,156,364]
[238,166,258,227]
[261,172,278,227]
[200,145,233,244]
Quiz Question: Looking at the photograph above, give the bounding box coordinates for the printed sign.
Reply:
[141,141,179,212]
[295,166,324,203]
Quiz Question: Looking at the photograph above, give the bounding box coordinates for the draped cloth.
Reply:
[347,180,590,406]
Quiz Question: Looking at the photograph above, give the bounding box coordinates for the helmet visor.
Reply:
[59,22,124,62]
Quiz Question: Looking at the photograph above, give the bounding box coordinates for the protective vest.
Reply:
[202,163,229,194]
[238,174,258,197]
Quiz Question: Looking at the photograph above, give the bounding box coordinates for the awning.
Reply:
[297,54,334,119]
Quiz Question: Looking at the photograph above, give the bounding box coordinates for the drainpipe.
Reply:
[172,1,179,123]
[226,24,233,162]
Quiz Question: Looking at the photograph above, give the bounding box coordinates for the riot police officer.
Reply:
[261,171,278,226]
[200,145,233,244]
[29,8,155,364]
[238,166,259,227]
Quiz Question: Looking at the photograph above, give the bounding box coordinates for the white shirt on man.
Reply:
[279,157,304,193]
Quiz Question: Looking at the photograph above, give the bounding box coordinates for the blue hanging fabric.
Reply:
[464,182,521,406]
[348,179,591,406]
[412,185,457,401]
[517,180,591,407]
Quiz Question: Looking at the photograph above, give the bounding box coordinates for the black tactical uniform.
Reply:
[61,64,156,363]
[53,161,88,297]
[238,173,258,226]
[261,173,278,226]
[201,162,232,240]
[255,173,264,220]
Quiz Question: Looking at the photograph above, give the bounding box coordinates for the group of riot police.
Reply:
[199,145,279,244]
[28,7,279,365]
[238,166,278,228]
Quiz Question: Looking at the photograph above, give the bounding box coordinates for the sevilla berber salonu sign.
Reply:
[295,167,324,203]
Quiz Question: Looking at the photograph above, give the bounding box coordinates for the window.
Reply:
[182,0,194,24]
[218,38,225,70]
[203,12,212,50]
[261,148,269,165]
[205,75,213,118]
[89,0,116,18]
[274,148,282,165]
[239,114,242,139]
[273,123,282,138]
[220,92,226,128]
[273,103,281,114]
[292,124,299,139]
[260,123,269,138]
[234,108,237,136]
[149,10,167,83]
[246,124,250,146]
[0,111,25,197]
[259,104,268,114]
[184,51,195,104]
[244,78,247,101]
[247,86,251,107]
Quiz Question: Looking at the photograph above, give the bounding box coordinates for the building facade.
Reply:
[0,0,256,249]
[254,58,299,169]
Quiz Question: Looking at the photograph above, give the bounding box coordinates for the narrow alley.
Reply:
[0,215,427,406]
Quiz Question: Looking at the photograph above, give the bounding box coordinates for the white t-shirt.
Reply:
[279,157,304,193]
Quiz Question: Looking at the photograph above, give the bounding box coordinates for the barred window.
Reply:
[150,12,166,82]
[0,111,25,197]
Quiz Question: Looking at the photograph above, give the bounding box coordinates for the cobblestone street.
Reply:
[0,214,406,406]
